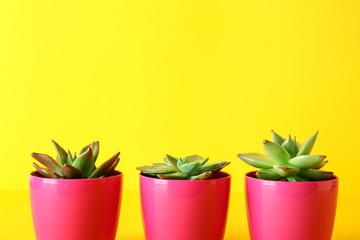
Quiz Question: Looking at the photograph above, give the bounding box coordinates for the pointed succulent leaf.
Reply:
[287,175,308,182]
[183,155,203,163]
[288,155,326,169]
[293,137,301,149]
[179,162,200,174]
[72,147,94,176]
[88,152,120,178]
[256,169,282,180]
[55,155,62,165]
[263,140,291,164]
[271,130,285,145]
[137,164,176,174]
[73,152,77,161]
[177,159,185,169]
[52,140,68,165]
[102,158,120,177]
[158,172,188,179]
[297,131,318,156]
[298,169,333,181]
[164,154,179,169]
[199,157,209,165]
[79,144,90,156]
[32,162,56,178]
[282,136,298,158]
[90,141,99,162]
[197,161,230,174]
[31,153,62,176]
[237,153,273,169]
[67,150,73,165]
[273,164,300,177]
[61,164,84,179]
[87,165,97,177]
[313,160,328,170]
[189,171,212,180]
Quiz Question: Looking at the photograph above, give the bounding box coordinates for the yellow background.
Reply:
[1,0,359,239]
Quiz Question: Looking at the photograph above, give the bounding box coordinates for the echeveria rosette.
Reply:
[237,130,334,182]
[31,140,120,179]
[137,154,230,180]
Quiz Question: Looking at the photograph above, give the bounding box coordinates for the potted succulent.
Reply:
[238,131,338,240]
[137,154,231,240]
[29,140,123,240]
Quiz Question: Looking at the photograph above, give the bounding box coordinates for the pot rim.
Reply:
[245,171,338,184]
[29,170,123,183]
[140,171,231,183]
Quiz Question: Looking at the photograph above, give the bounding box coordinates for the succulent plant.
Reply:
[137,154,230,180]
[31,140,120,179]
[237,130,334,182]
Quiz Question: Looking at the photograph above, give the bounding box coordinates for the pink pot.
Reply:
[245,171,338,240]
[140,171,231,240]
[29,170,123,240]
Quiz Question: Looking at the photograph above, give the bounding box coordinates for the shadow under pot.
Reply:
[140,171,231,240]
[29,170,123,240]
[245,171,338,240]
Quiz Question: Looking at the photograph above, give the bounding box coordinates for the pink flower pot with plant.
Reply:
[238,131,338,240]
[29,140,123,240]
[137,154,231,240]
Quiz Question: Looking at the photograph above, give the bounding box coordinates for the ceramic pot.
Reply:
[30,170,123,240]
[245,171,338,240]
[140,171,231,240]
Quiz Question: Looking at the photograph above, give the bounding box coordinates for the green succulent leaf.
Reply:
[90,141,99,162]
[52,140,68,165]
[177,159,185,169]
[158,172,188,179]
[183,155,203,163]
[55,155,62,165]
[31,153,62,176]
[87,164,97,177]
[197,161,230,174]
[273,164,300,177]
[282,136,298,158]
[312,160,328,170]
[179,162,200,174]
[297,169,333,181]
[293,137,301,149]
[67,150,73,165]
[79,144,90,156]
[164,154,179,169]
[256,169,282,180]
[88,152,120,178]
[102,158,120,177]
[288,155,326,169]
[137,164,176,174]
[189,171,212,180]
[271,130,285,145]
[237,153,273,169]
[287,175,308,182]
[263,140,291,164]
[199,157,209,165]
[61,164,84,179]
[32,162,56,178]
[297,131,318,156]
[72,147,94,176]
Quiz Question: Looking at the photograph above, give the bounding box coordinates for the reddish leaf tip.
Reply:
[263,140,269,144]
